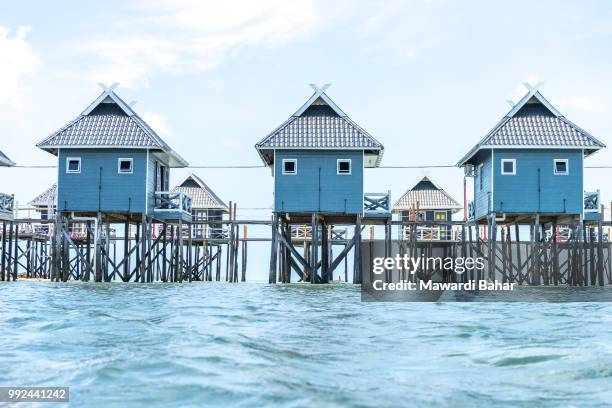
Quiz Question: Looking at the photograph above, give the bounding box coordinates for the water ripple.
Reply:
[2,282,612,407]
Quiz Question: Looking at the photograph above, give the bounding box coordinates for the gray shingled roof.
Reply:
[393,177,461,212]
[37,88,188,167]
[172,174,228,211]
[458,91,605,166]
[256,89,384,167]
[30,183,56,207]
[0,149,15,167]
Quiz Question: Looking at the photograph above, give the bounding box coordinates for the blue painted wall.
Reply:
[57,149,148,213]
[274,150,364,213]
[473,150,492,219]
[493,149,583,215]
[146,153,157,215]
[472,148,584,218]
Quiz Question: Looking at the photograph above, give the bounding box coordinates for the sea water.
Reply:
[1,282,612,407]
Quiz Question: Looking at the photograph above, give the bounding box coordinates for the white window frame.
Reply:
[554,159,569,175]
[282,159,297,175]
[337,159,352,175]
[118,158,134,174]
[478,163,484,191]
[66,157,81,173]
[501,159,516,175]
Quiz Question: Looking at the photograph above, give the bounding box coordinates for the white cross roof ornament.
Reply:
[82,82,135,116]
[309,83,331,94]
[522,81,544,96]
[98,82,120,94]
[506,81,545,109]
[293,83,347,117]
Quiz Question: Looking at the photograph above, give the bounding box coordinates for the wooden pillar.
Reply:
[241,225,248,282]
[551,220,559,286]
[533,215,540,285]
[84,221,91,282]
[94,213,102,282]
[487,214,497,281]
[283,225,290,283]
[597,205,605,286]
[268,214,278,284]
[140,214,146,283]
[178,218,184,283]
[123,216,130,282]
[61,219,69,282]
[1,221,6,281]
[6,222,13,281]
[187,221,193,283]
[354,214,362,284]
[321,222,329,283]
[162,224,167,282]
[104,217,111,282]
[310,213,318,284]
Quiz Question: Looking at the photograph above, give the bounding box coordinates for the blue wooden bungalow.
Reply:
[255,85,386,223]
[457,87,605,224]
[36,84,192,223]
[172,174,229,238]
[393,177,461,240]
[0,149,15,221]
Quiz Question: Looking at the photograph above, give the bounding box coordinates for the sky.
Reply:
[1,0,612,278]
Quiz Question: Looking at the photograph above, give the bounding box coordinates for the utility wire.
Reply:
[8,164,612,169]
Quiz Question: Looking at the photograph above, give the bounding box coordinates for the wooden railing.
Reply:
[584,190,600,212]
[0,192,14,218]
[291,226,347,240]
[154,191,192,214]
[467,200,475,220]
[364,192,390,214]
[404,225,456,241]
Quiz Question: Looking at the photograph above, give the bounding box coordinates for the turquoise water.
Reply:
[2,283,612,407]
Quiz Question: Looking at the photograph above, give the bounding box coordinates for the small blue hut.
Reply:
[0,149,15,221]
[36,84,191,222]
[255,85,385,219]
[172,174,229,238]
[457,87,605,223]
[393,177,461,240]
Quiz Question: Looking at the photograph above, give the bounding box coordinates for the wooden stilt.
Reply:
[269,214,278,284]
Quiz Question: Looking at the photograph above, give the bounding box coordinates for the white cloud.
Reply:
[140,111,173,136]
[0,25,39,106]
[81,0,321,88]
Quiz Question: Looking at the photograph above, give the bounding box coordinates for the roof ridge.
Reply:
[457,89,605,166]
[29,183,57,206]
[0,149,16,167]
[173,173,228,210]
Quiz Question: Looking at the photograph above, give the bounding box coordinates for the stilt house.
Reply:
[457,87,605,224]
[255,84,386,221]
[393,176,461,240]
[36,84,192,222]
[172,174,229,238]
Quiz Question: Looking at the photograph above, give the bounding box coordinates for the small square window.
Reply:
[282,159,297,175]
[66,157,81,173]
[501,159,516,175]
[118,158,133,174]
[435,211,447,221]
[337,159,351,175]
[554,159,568,175]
